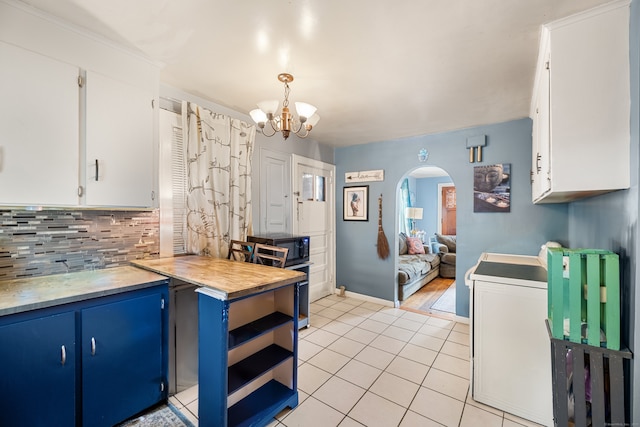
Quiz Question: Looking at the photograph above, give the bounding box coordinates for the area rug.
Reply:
[117,403,194,427]
[429,282,456,313]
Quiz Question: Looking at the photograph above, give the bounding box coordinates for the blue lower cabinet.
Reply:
[0,312,76,427]
[0,282,168,427]
[82,292,165,427]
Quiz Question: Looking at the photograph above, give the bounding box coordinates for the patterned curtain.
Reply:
[400,178,412,234]
[182,102,255,257]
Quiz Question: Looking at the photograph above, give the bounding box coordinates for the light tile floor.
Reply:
[169,294,543,427]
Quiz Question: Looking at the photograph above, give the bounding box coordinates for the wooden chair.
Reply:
[227,240,255,263]
[253,243,289,268]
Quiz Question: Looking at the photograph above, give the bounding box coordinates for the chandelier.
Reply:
[249,73,320,140]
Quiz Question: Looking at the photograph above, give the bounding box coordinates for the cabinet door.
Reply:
[0,41,79,206]
[81,292,164,427]
[0,312,76,427]
[532,36,551,201]
[85,70,154,207]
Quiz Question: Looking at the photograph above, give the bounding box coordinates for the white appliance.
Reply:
[467,253,553,426]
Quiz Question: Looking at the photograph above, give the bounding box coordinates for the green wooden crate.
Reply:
[547,248,620,350]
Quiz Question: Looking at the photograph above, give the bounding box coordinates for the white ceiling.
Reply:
[18,0,613,147]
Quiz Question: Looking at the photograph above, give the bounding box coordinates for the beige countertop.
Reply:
[131,255,305,301]
[0,266,169,317]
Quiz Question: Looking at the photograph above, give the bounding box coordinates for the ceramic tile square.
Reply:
[298,339,324,361]
[400,310,430,323]
[348,306,375,317]
[168,396,182,410]
[304,329,340,347]
[408,332,445,352]
[311,302,331,312]
[308,348,351,374]
[453,322,470,334]
[280,396,344,427]
[316,307,344,320]
[330,301,357,312]
[336,359,382,389]
[459,404,503,427]
[399,410,443,427]
[397,343,438,366]
[432,353,470,379]
[378,307,405,317]
[338,417,365,427]
[447,330,471,345]
[313,298,336,307]
[426,316,455,330]
[385,356,431,384]
[309,315,332,328]
[381,325,415,342]
[321,320,354,336]
[422,368,469,401]
[369,334,406,354]
[313,376,366,414]
[360,301,385,311]
[354,345,395,370]
[298,326,315,339]
[339,297,363,307]
[357,318,388,334]
[417,323,451,340]
[391,316,423,332]
[175,384,198,406]
[335,312,367,327]
[343,327,378,345]
[327,336,366,358]
[348,391,406,427]
[369,372,420,407]
[409,386,464,426]
[440,340,470,361]
[185,399,198,417]
[297,363,332,394]
[368,311,397,324]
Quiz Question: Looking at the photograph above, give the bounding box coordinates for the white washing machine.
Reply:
[467,253,553,426]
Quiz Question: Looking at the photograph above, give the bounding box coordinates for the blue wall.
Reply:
[566,0,639,419]
[414,176,454,238]
[335,118,569,316]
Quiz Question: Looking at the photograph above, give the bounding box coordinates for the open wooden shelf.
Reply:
[228,344,292,394]
[228,311,292,350]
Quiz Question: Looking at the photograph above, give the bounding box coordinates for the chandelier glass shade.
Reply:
[250,73,320,140]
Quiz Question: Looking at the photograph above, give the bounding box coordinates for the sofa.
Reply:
[435,233,456,278]
[397,233,441,301]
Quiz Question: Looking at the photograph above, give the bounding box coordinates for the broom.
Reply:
[377,194,390,259]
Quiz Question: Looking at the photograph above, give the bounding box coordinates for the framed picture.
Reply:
[473,163,511,212]
[344,186,369,221]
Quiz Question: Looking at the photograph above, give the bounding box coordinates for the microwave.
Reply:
[247,233,310,267]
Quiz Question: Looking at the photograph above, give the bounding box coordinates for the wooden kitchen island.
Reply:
[131,256,305,427]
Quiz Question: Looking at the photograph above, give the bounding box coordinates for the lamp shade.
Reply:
[295,102,317,120]
[257,100,279,115]
[306,113,320,127]
[406,207,423,220]
[249,108,268,124]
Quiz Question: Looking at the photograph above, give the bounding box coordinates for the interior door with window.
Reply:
[292,155,335,302]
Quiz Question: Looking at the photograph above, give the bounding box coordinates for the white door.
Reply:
[259,149,291,234]
[292,155,335,302]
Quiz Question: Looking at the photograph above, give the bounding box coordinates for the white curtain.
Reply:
[182,101,255,257]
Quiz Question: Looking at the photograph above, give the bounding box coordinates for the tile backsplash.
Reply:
[0,209,160,280]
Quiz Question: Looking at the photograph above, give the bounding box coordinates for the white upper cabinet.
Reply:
[0,41,80,207]
[530,0,630,203]
[85,71,154,208]
[0,1,159,209]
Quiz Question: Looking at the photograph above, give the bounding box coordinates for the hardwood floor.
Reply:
[400,277,456,320]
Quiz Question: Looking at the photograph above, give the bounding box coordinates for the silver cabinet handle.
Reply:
[61,345,66,365]
[91,337,96,356]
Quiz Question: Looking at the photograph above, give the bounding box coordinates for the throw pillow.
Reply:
[406,237,425,255]
[399,232,408,255]
[435,233,456,253]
